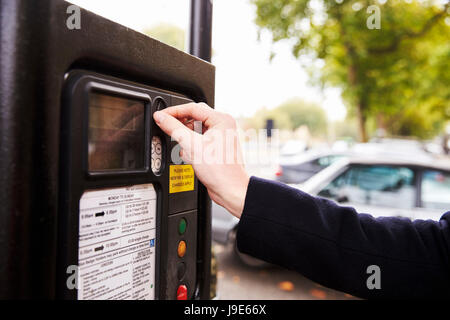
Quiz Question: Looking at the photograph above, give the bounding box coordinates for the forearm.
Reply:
[236,177,450,299]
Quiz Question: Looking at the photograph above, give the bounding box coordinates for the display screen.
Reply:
[88,92,146,171]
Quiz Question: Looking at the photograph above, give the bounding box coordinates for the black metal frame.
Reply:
[0,0,214,299]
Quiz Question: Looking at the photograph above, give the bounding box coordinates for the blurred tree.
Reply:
[252,0,450,141]
[246,107,293,130]
[373,20,450,139]
[143,23,185,51]
[277,98,328,134]
[332,118,359,140]
[246,99,328,135]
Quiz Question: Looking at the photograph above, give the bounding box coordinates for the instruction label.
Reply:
[169,164,195,193]
[78,184,156,300]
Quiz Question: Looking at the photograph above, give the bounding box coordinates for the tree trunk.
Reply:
[356,100,368,142]
[348,63,369,142]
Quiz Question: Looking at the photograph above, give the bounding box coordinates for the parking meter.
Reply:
[0,0,214,300]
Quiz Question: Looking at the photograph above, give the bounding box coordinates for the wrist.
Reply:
[222,173,250,219]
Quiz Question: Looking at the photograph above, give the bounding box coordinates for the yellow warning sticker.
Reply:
[169,165,195,193]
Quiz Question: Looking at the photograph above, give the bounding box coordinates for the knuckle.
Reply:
[197,102,209,109]
[224,114,237,127]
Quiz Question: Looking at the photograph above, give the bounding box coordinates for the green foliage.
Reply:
[332,118,359,140]
[246,98,328,135]
[252,0,450,140]
[143,23,185,51]
[278,98,328,133]
[388,102,449,139]
[246,107,293,130]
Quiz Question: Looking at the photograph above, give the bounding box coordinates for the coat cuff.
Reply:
[235,176,287,263]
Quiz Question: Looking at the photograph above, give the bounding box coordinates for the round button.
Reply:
[154,158,161,171]
[177,240,186,258]
[155,143,162,155]
[178,218,187,235]
[177,262,186,280]
[151,136,163,174]
[177,285,188,300]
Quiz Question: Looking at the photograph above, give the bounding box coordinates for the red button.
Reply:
[177,285,188,300]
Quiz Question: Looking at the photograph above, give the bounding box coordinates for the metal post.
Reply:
[189,0,214,299]
[189,0,213,62]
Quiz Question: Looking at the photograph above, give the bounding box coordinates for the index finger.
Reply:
[161,102,217,128]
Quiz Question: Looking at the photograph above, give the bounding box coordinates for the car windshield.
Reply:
[314,155,346,168]
[318,165,416,210]
[421,170,450,211]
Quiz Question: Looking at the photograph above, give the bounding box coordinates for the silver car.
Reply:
[213,156,450,267]
[300,157,450,221]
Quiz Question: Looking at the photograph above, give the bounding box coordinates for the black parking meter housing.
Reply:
[0,0,214,299]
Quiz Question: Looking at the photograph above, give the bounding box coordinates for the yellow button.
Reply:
[177,240,186,258]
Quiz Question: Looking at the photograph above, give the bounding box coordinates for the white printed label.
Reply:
[78,184,156,300]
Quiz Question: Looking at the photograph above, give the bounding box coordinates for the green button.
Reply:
[178,218,187,235]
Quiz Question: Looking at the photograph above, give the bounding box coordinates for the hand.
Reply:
[153,102,249,218]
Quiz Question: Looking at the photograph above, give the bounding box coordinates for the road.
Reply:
[213,241,356,300]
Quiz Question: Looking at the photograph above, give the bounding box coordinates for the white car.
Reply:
[275,140,434,185]
[298,157,450,221]
[213,156,450,267]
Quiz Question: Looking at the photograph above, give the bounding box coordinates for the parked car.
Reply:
[213,156,450,267]
[300,157,450,221]
[275,149,348,184]
[212,201,268,267]
[275,141,435,185]
[279,140,308,157]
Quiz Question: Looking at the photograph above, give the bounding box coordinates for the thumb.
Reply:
[153,111,193,149]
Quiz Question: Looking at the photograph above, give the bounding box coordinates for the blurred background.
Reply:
[69,0,450,299]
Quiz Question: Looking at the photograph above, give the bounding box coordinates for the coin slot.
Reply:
[153,97,167,111]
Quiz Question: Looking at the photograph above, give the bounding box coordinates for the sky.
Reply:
[68,0,347,121]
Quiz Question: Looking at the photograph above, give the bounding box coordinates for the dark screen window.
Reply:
[88,92,145,171]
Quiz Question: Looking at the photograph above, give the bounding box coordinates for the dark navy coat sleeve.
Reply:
[236,176,450,299]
